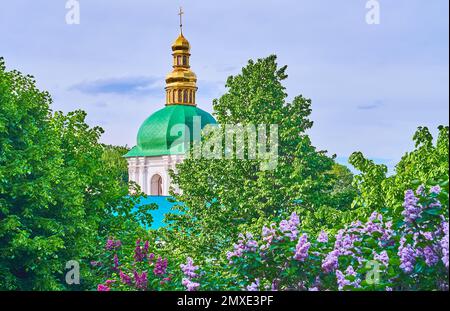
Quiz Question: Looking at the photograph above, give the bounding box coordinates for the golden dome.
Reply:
[172,34,190,52]
[165,9,198,106]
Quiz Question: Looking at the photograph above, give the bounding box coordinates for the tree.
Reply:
[163,55,352,258]
[0,57,150,290]
[349,125,449,218]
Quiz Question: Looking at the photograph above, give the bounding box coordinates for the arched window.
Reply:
[150,174,162,196]
[183,90,188,103]
[173,90,176,103]
[178,90,182,102]
[189,90,193,103]
[183,56,187,66]
[177,56,182,66]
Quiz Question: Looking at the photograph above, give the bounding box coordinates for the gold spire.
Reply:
[165,8,197,106]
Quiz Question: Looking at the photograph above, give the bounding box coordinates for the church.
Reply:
[124,13,216,196]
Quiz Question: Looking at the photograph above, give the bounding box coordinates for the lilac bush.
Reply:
[94,184,448,291]
[225,184,448,291]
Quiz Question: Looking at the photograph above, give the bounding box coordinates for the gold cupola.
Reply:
[165,8,197,106]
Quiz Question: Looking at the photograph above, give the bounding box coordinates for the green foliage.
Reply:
[349,125,449,218]
[0,57,150,290]
[164,55,356,259]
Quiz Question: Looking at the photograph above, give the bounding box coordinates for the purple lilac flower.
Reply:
[336,266,360,290]
[90,261,102,267]
[246,279,260,291]
[153,257,168,276]
[398,238,417,274]
[271,279,279,291]
[113,254,119,270]
[374,251,389,267]
[317,230,328,243]
[423,246,439,267]
[134,239,145,262]
[322,250,339,273]
[182,278,200,291]
[441,222,449,269]
[148,252,155,262]
[227,233,259,262]
[335,270,347,290]
[180,257,199,278]
[416,185,425,196]
[430,185,441,195]
[119,271,132,285]
[261,224,276,250]
[402,190,421,223]
[293,234,310,262]
[144,240,149,255]
[134,271,148,290]
[279,212,300,241]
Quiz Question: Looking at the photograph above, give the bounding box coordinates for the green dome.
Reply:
[125,105,216,157]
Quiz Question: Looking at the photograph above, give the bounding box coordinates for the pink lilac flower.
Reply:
[105,238,121,251]
[402,190,421,223]
[97,284,110,291]
[105,279,115,286]
[153,257,168,276]
[182,278,200,291]
[317,230,328,243]
[180,257,199,278]
[133,271,148,290]
[246,279,260,291]
[293,234,310,261]
[119,271,132,285]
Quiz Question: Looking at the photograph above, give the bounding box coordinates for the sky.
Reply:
[0,0,448,173]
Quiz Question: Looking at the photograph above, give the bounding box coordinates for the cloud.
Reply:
[357,100,384,110]
[69,76,164,96]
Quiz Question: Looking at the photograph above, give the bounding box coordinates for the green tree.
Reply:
[163,55,352,258]
[0,57,150,290]
[349,125,449,218]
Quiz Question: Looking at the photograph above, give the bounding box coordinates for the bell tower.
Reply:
[165,7,197,106]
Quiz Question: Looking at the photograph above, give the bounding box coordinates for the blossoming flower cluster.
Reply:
[224,185,448,291]
[95,185,448,291]
[180,257,200,291]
